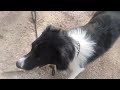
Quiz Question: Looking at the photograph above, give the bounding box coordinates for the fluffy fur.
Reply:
[16,11,120,79]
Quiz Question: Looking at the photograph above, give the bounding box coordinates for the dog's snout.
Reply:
[16,57,26,69]
[16,61,22,68]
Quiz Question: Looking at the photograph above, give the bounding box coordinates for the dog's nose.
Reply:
[16,57,26,69]
[16,61,21,68]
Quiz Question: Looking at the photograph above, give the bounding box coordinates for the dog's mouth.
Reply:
[16,59,47,71]
[16,63,39,71]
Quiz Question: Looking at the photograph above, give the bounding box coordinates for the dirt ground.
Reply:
[0,11,120,79]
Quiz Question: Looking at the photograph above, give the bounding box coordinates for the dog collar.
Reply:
[76,41,80,56]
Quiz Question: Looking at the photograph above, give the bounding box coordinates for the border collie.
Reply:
[16,11,120,79]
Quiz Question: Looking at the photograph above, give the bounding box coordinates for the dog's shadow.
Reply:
[1,67,69,79]
[2,70,25,75]
[1,70,28,79]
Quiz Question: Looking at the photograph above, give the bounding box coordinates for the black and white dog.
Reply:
[16,11,120,79]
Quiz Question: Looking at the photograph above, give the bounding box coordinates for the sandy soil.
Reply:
[0,11,120,79]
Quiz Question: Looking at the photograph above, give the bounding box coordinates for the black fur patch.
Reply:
[84,11,120,63]
[20,25,75,70]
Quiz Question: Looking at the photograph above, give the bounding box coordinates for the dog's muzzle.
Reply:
[16,57,26,69]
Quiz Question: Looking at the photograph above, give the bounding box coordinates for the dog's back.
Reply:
[84,11,120,63]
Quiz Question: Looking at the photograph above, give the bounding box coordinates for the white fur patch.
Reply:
[18,57,26,68]
[68,28,96,66]
[68,28,96,78]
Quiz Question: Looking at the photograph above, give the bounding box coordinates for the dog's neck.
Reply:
[72,39,80,57]
[68,28,96,66]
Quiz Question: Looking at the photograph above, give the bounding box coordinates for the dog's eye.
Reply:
[31,43,35,48]
[33,49,41,58]
[31,45,34,50]
[31,42,38,49]
[31,44,37,52]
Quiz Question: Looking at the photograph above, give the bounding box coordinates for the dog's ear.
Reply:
[53,34,75,70]
[55,47,72,70]
[46,25,57,31]
[56,52,69,70]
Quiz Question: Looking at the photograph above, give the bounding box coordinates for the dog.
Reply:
[16,11,120,79]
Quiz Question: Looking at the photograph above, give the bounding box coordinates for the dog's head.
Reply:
[16,25,75,70]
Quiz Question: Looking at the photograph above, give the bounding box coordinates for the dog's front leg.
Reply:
[68,67,85,79]
[68,59,85,79]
